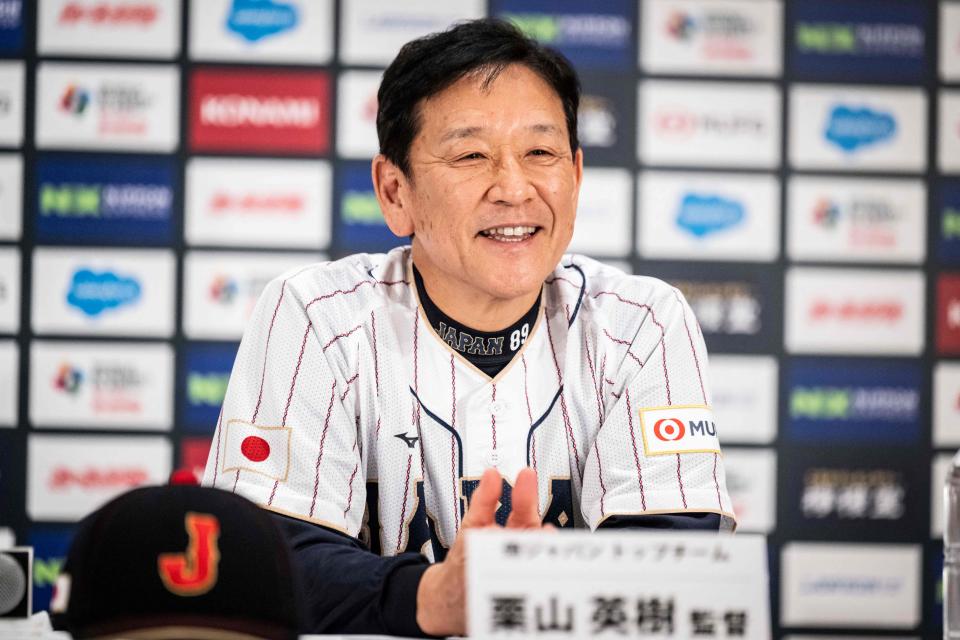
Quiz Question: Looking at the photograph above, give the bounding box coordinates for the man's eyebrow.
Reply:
[438,123,564,144]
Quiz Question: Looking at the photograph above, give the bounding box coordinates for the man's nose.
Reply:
[487,153,534,206]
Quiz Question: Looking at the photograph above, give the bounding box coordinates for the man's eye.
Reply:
[456,152,484,161]
[529,149,553,157]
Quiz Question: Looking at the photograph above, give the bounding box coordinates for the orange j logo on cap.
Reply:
[158,512,221,596]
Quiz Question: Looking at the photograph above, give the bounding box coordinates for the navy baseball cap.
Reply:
[51,485,301,640]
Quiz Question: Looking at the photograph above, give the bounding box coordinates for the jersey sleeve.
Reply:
[579,284,736,531]
[202,274,366,536]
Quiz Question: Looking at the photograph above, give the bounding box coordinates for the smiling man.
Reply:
[203,19,735,637]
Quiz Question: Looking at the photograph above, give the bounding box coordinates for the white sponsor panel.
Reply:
[29,340,173,430]
[185,158,331,249]
[38,0,180,58]
[789,85,926,172]
[785,267,924,356]
[340,0,485,65]
[932,452,953,539]
[638,405,720,455]
[35,63,179,152]
[787,176,926,264]
[0,153,22,239]
[709,354,778,444]
[183,251,321,340]
[935,362,960,447]
[27,434,171,522]
[942,3,960,82]
[637,171,780,262]
[0,340,17,427]
[781,543,920,628]
[569,167,631,257]
[723,447,776,534]
[31,247,175,337]
[0,61,25,147]
[638,80,781,168]
[640,0,782,77]
[0,247,20,334]
[336,70,382,160]
[940,90,960,174]
[189,0,332,63]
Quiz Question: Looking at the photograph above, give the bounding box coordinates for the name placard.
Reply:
[467,530,770,639]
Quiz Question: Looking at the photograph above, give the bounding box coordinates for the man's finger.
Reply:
[462,468,502,528]
[506,467,540,528]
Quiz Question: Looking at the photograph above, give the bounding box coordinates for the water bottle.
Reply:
[944,450,960,638]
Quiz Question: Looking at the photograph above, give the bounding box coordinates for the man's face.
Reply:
[400,63,583,304]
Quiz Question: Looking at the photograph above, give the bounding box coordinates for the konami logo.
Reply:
[58,2,158,25]
[189,69,329,154]
[639,405,721,456]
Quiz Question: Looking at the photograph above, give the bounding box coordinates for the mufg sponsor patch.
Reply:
[638,405,720,456]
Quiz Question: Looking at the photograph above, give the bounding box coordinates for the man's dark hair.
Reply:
[376,18,580,177]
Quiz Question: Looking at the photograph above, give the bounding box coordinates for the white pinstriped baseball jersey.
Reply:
[202,246,735,561]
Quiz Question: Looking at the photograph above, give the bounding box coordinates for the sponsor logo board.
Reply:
[787,358,921,444]
[722,447,776,534]
[0,340,16,427]
[189,68,329,155]
[38,0,180,58]
[639,80,781,168]
[189,0,333,64]
[29,340,173,430]
[27,434,171,522]
[578,73,635,165]
[787,176,926,264]
[780,543,921,628]
[940,181,960,264]
[938,273,960,355]
[708,355,777,444]
[0,247,20,334]
[0,0,23,52]
[339,0,485,65]
[932,452,953,539]
[336,70,381,160]
[641,0,782,77]
[785,267,924,355]
[0,61,24,147]
[35,155,175,245]
[789,84,926,172]
[35,62,179,152]
[181,342,238,432]
[28,527,74,612]
[0,153,22,239]
[335,162,405,253]
[493,0,634,70]
[568,167,631,257]
[942,3,960,82]
[940,90,960,175]
[789,0,930,81]
[185,158,330,249]
[638,171,780,262]
[31,247,175,337]
[182,251,320,340]
[180,437,212,484]
[935,362,960,447]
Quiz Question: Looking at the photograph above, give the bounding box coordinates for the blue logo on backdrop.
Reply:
[36,156,175,246]
[0,0,23,52]
[67,269,141,317]
[336,162,405,253]
[29,528,74,612]
[939,182,960,265]
[789,0,930,81]
[227,0,299,43]
[787,358,921,444]
[182,343,239,432]
[676,193,744,238]
[824,104,897,153]
[491,0,634,70]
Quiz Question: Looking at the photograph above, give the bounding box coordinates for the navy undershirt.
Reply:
[413,264,541,378]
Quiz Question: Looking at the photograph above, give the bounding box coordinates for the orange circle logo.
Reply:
[653,418,685,441]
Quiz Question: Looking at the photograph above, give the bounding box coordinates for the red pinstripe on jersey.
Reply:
[545,313,581,474]
[309,381,337,519]
[624,388,647,511]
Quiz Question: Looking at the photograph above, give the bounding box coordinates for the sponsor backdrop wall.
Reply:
[0,0,955,635]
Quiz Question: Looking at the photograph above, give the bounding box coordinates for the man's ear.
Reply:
[372,154,415,237]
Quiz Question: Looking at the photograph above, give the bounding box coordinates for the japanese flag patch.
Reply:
[638,405,720,456]
[222,420,292,481]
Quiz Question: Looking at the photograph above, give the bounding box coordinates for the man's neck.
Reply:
[411,248,541,332]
